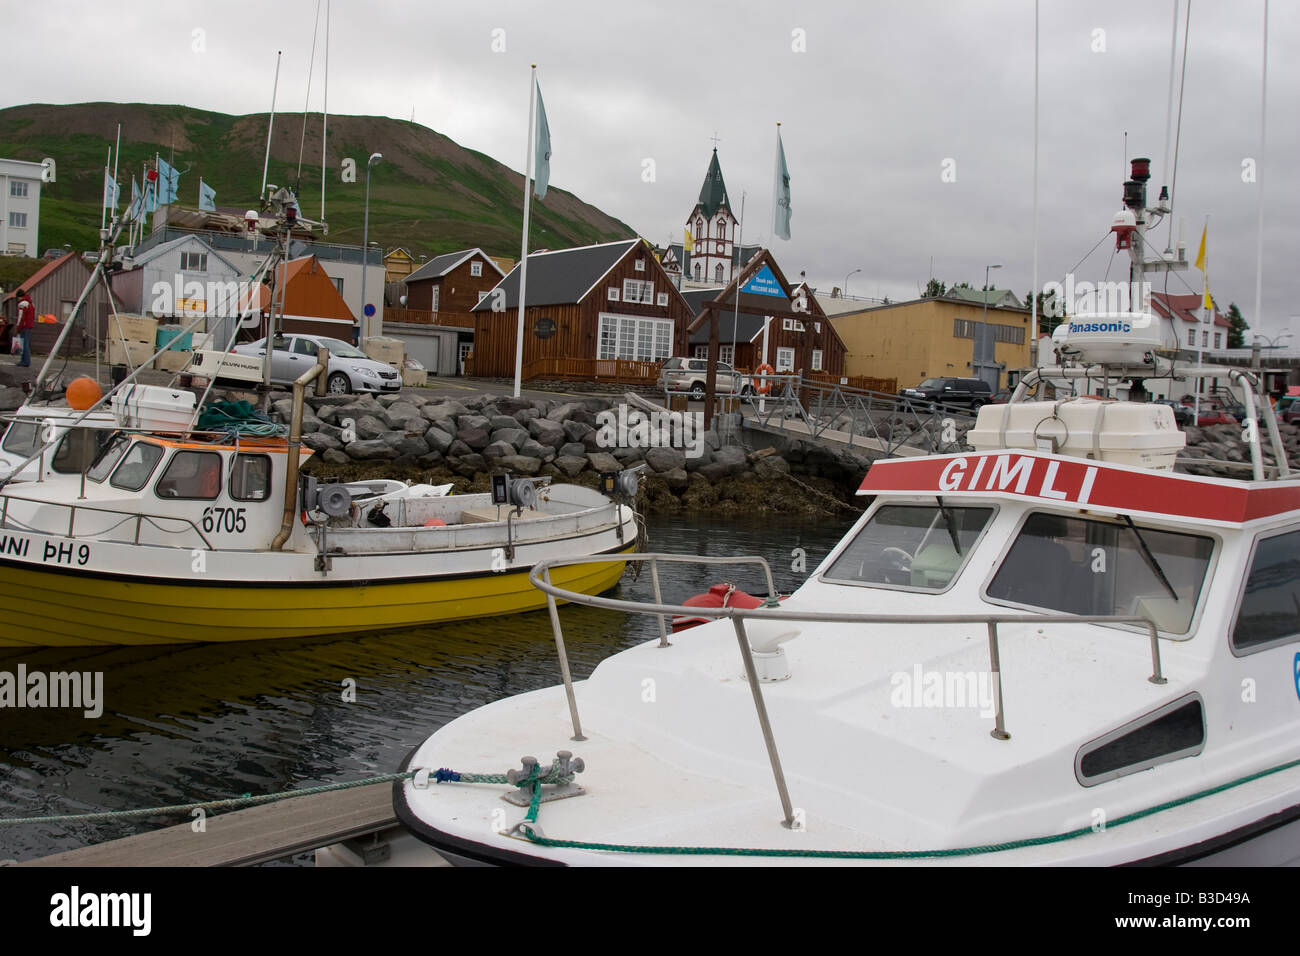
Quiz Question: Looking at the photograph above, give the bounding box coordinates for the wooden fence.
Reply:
[521,357,661,385]
[807,371,898,394]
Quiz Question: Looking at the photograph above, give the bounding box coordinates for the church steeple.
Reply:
[697,148,730,219]
[685,147,739,286]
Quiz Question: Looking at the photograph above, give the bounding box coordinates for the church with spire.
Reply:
[661,147,761,288]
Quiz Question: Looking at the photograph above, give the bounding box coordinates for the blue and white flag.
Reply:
[533,77,551,200]
[127,177,141,220]
[156,155,180,204]
[144,179,157,214]
[199,178,217,212]
[773,127,791,241]
[103,169,119,211]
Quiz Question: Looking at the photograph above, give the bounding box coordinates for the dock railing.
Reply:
[744,373,978,456]
[529,552,1165,830]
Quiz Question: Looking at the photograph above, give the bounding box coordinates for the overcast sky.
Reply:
[8,1,1297,336]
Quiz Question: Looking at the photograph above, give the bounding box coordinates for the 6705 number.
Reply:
[202,506,247,534]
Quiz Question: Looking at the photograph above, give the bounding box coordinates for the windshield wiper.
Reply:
[1121,514,1178,601]
[935,496,962,553]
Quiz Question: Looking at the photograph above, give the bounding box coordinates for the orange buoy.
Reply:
[423,517,446,527]
[66,376,103,410]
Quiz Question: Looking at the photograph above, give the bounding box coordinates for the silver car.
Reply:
[658,357,752,400]
[234,334,401,395]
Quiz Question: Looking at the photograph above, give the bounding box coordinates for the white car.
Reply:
[234,334,401,395]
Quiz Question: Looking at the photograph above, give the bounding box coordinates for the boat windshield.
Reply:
[1,421,39,455]
[985,512,1214,633]
[85,433,131,483]
[823,503,994,590]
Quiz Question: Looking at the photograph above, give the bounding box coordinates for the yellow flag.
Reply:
[1194,223,1210,309]
[683,227,694,253]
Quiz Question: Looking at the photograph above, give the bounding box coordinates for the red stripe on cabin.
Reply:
[858,452,1300,524]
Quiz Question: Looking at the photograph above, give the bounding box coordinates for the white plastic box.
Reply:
[111,385,197,433]
[969,399,1186,470]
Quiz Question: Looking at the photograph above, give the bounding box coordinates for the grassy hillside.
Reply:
[0,103,635,259]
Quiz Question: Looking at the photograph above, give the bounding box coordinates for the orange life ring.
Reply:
[754,363,775,394]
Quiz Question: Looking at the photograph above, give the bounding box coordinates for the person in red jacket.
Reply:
[14,288,35,367]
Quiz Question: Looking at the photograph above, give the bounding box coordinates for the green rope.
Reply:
[512,755,1300,859]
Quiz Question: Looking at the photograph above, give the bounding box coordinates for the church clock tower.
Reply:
[685,149,739,285]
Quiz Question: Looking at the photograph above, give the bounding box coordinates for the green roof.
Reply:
[697,149,730,219]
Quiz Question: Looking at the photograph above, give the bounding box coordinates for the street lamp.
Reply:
[977,263,1002,388]
[843,268,861,298]
[1251,329,1293,371]
[359,151,382,341]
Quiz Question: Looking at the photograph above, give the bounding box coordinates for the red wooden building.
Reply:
[684,251,847,379]
[241,254,356,339]
[469,239,695,382]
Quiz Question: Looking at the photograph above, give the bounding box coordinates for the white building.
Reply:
[0,158,48,257]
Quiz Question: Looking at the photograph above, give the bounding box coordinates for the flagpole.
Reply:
[1195,214,1208,425]
[101,147,111,232]
[262,50,282,200]
[513,64,537,399]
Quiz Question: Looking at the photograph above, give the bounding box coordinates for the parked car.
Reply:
[1153,399,1194,427]
[658,357,753,400]
[898,377,993,411]
[233,334,401,395]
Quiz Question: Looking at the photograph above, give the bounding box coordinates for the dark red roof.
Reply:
[1151,291,1229,328]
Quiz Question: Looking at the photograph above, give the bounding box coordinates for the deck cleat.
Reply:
[501,752,587,807]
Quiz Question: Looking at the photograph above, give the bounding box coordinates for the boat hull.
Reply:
[0,544,635,647]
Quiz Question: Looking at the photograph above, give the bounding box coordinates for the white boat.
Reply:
[388,161,1300,867]
[0,403,117,482]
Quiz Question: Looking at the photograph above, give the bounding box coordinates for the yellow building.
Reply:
[829,294,1032,390]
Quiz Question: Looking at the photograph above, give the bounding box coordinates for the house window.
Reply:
[714,263,724,283]
[608,287,620,301]
[693,263,701,280]
[622,279,653,305]
[656,292,669,307]
[431,286,438,311]
[814,321,822,334]
[1214,333,1223,349]
[8,212,27,228]
[776,347,795,372]
[60,300,76,320]
[10,181,28,198]
[693,345,708,359]
[812,349,824,371]
[1202,330,1210,347]
[180,252,208,272]
[1187,328,1195,346]
[696,218,704,238]
[470,260,483,277]
[477,291,489,304]
[783,318,804,332]
[597,314,673,362]
[334,276,345,295]
[783,318,792,331]
[635,258,645,272]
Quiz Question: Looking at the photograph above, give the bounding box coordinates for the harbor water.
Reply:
[0,512,855,864]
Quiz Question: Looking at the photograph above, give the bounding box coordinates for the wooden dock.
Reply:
[20,781,405,867]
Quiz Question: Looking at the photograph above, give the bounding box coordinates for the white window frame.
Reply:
[608,287,620,302]
[431,286,438,311]
[622,279,653,305]
[597,312,673,362]
[814,321,822,333]
[10,181,28,198]
[470,260,483,277]
[635,258,645,272]
[1214,332,1223,349]
[180,251,208,272]
[719,344,734,365]
[656,292,669,307]
[693,345,708,359]
[477,291,489,304]
[776,347,795,372]
[812,349,824,371]
[782,318,793,331]
[8,212,27,228]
